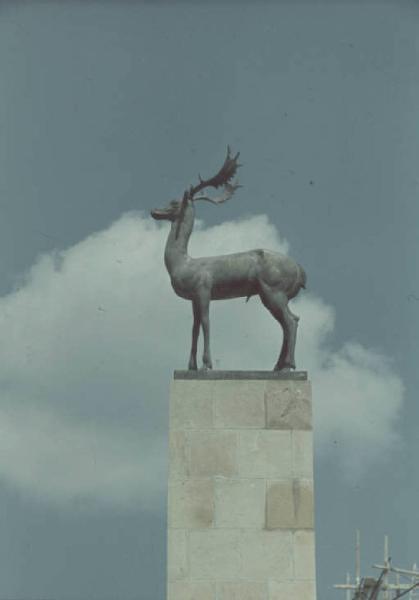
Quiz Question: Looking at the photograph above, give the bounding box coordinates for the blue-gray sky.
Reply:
[0,1,418,599]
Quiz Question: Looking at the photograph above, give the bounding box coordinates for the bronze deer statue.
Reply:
[151,148,306,371]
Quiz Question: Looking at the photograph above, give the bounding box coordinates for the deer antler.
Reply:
[194,181,241,205]
[176,147,241,238]
[190,146,241,198]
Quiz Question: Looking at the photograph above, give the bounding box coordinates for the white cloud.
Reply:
[0,404,166,510]
[0,212,404,508]
[310,341,404,478]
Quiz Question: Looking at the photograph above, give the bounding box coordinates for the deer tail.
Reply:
[299,264,307,289]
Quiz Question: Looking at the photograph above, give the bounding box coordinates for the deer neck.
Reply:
[164,202,194,274]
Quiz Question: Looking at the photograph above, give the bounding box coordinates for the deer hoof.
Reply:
[273,363,295,373]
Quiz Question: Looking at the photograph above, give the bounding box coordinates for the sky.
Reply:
[0,1,418,599]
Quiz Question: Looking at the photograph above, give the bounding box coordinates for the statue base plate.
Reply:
[174,370,307,380]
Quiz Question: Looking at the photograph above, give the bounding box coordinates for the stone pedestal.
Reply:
[167,371,316,600]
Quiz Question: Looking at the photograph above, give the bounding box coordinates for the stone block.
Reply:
[265,381,312,430]
[266,480,314,530]
[168,581,216,600]
[265,480,294,529]
[294,530,316,580]
[240,530,293,580]
[168,479,214,529]
[215,478,265,528]
[170,380,213,429]
[189,530,241,579]
[269,580,316,600]
[217,581,268,600]
[189,431,238,477]
[167,529,188,581]
[213,380,266,428]
[238,430,292,479]
[292,431,314,479]
[169,431,189,479]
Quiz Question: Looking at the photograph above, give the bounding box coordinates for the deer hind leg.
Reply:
[275,306,298,371]
[188,300,200,370]
[259,286,299,371]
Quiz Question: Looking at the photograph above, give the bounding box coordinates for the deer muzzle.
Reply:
[150,209,169,220]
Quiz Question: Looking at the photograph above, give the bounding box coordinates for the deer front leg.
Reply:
[197,291,212,370]
[188,300,200,370]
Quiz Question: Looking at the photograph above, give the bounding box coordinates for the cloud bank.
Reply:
[0,213,403,508]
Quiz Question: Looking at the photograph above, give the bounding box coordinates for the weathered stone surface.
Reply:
[167,375,316,599]
[265,381,312,430]
[189,430,238,477]
[265,480,294,529]
[238,430,292,478]
[292,431,314,478]
[214,380,266,428]
[215,478,265,528]
[189,530,241,579]
[169,431,189,479]
[240,530,293,580]
[266,480,314,530]
[294,530,316,580]
[269,580,316,600]
[168,581,216,600]
[217,581,268,600]
[170,380,213,429]
[169,479,214,528]
[167,529,188,581]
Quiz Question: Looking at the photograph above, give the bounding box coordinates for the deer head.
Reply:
[150,147,241,233]
[150,198,184,222]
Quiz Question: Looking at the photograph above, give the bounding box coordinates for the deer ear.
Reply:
[181,189,196,207]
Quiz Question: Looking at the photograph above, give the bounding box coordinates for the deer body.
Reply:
[165,204,304,302]
[151,148,306,371]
